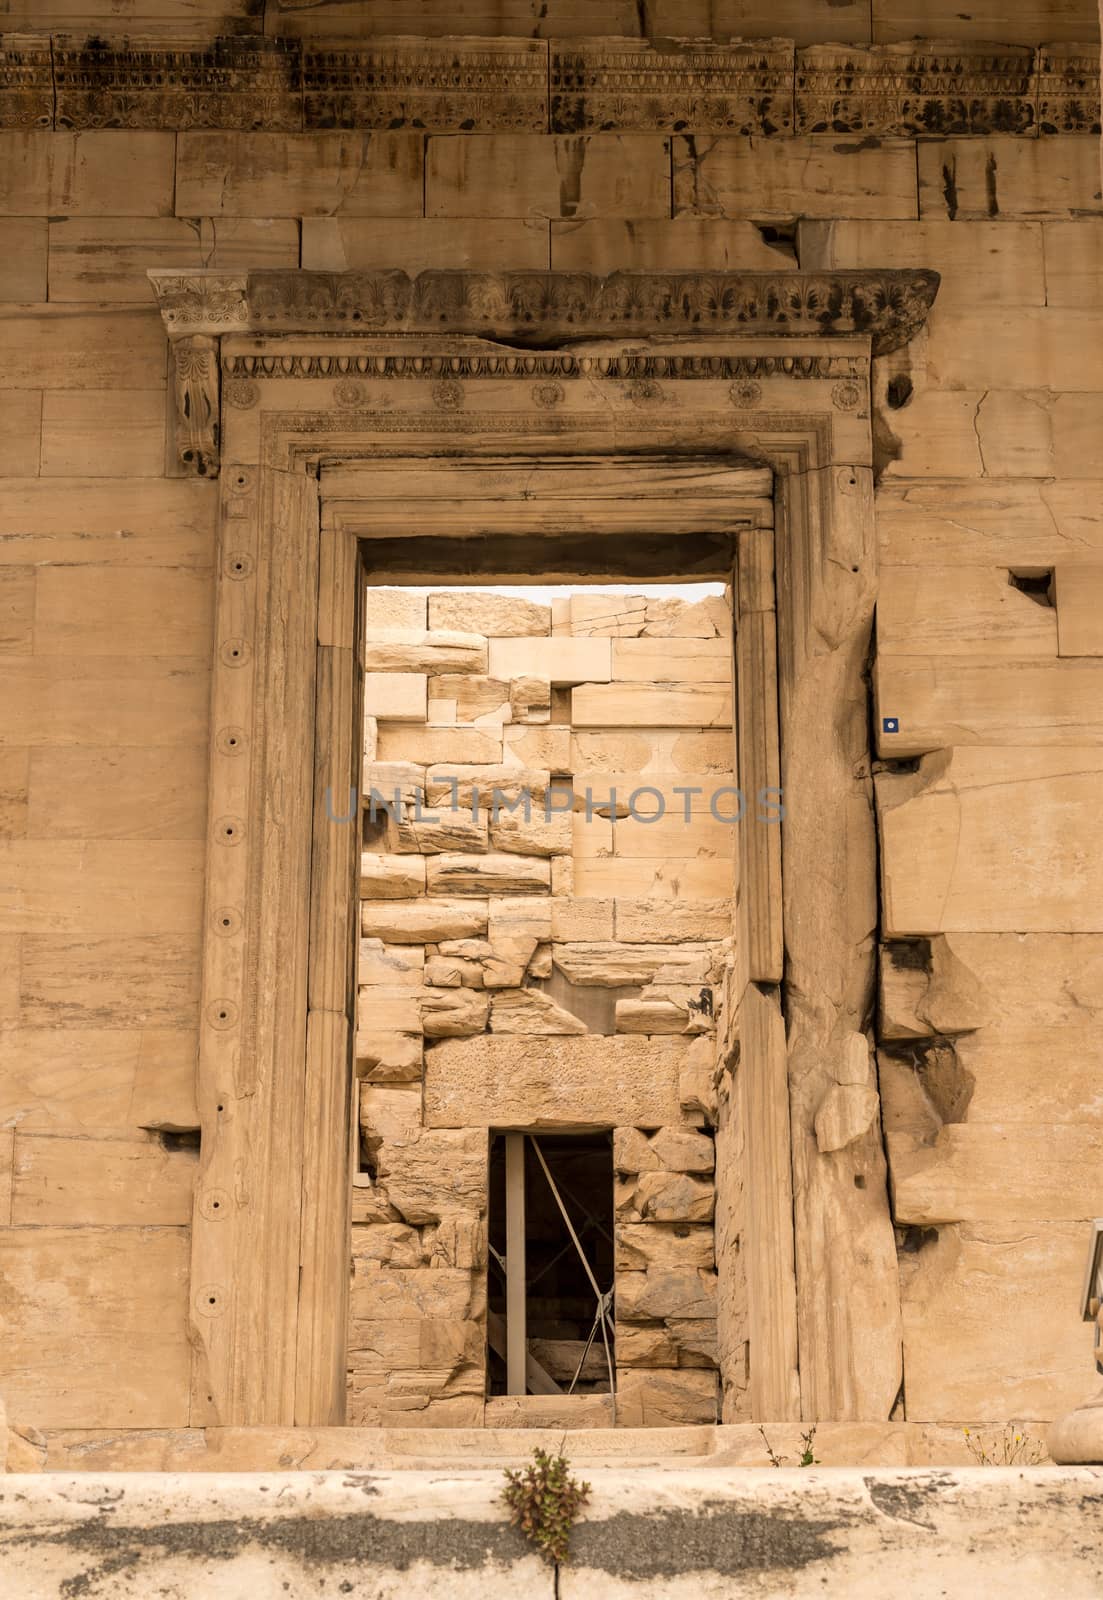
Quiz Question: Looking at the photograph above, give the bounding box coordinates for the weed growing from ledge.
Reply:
[963,1425,1046,1466]
[502,1448,591,1565]
[757,1425,820,1466]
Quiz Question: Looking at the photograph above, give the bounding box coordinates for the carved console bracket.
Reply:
[149,267,939,477]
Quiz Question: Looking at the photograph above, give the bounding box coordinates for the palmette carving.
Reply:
[0,34,53,128]
[54,37,302,131]
[551,40,794,134]
[796,43,1038,136]
[171,336,220,478]
[152,269,939,356]
[304,42,546,131]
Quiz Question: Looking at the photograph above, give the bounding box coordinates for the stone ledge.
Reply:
[0,1466,1099,1598]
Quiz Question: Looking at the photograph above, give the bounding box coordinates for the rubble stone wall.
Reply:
[0,0,1099,1440]
[353,587,735,1427]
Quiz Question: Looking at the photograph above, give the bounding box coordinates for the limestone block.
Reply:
[0,1225,189,1427]
[972,392,1056,480]
[872,0,1097,43]
[615,998,697,1033]
[815,1084,881,1153]
[363,672,426,721]
[361,899,488,944]
[509,676,551,724]
[357,987,423,1035]
[613,1127,714,1174]
[572,683,732,727]
[503,725,571,769]
[879,936,990,1040]
[385,807,488,856]
[176,132,424,217]
[550,857,573,897]
[1043,221,1103,308]
[349,1267,477,1326]
[426,133,671,219]
[874,658,1103,756]
[616,1324,679,1366]
[644,596,730,638]
[363,590,426,630]
[426,1214,486,1271]
[10,1132,195,1226]
[489,988,588,1034]
[426,854,550,896]
[877,749,1103,934]
[47,217,299,302]
[550,217,795,273]
[362,629,487,675]
[664,1318,719,1367]
[38,388,165,478]
[615,1368,718,1426]
[426,674,511,726]
[31,566,210,657]
[873,388,986,480]
[426,765,550,807]
[489,808,571,857]
[616,1172,715,1224]
[0,477,215,566]
[1,307,167,391]
[360,853,426,900]
[304,216,548,273]
[925,308,1103,392]
[678,1037,717,1124]
[0,131,174,216]
[551,898,614,941]
[674,134,918,221]
[0,219,46,301]
[420,988,490,1039]
[552,943,711,987]
[423,955,481,988]
[0,394,41,475]
[612,638,732,683]
[363,715,378,765]
[373,1127,487,1225]
[484,1394,613,1428]
[615,900,731,941]
[614,812,736,862]
[488,635,611,685]
[358,940,424,987]
[1055,567,1103,657]
[918,137,1102,221]
[900,1221,1092,1422]
[564,593,647,637]
[354,1032,423,1083]
[19,934,200,1031]
[1054,395,1103,480]
[351,1223,424,1271]
[877,568,1058,657]
[617,1268,718,1323]
[363,763,427,812]
[424,1035,689,1128]
[356,1081,422,1145]
[572,730,734,775]
[429,591,551,636]
[377,725,503,765]
[800,218,1045,310]
[570,809,614,859]
[575,857,730,903]
[488,896,553,947]
[889,1125,1103,1224]
[0,841,202,936]
[616,1223,715,1272]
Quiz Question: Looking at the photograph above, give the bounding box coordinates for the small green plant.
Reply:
[501,1448,591,1565]
[758,1424,820,1466]
[963,1425,1046,1466]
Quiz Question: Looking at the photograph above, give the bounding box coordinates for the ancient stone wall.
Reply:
[0,0,1100,1442]
[353,587,733,1427]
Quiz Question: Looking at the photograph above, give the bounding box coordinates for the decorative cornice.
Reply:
[222,350,867,382]
[2,33,1097,135]
[551,40,794,135]
[149,268,939,355]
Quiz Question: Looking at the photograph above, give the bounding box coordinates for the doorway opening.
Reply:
[487,1131,616,1398]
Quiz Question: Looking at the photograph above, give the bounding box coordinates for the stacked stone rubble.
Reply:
[352,586,735,1426]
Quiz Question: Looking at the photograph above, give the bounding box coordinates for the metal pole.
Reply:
[504,1132,527,1396]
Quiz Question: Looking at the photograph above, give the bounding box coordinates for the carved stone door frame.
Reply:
[150,269,938,1427]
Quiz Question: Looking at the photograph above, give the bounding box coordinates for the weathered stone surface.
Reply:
[815,1084,881,1154]
[615,998,693,1033]
[363,671,427,721]
[552,943,711,987]
[377,725,503,765]
[426,854,551,896]
[360,1084,422,1142]
[351,1223,424,1271]
[386,807,489,856]
[613,1127,714,1174]
[617,1268,718,1322]
[361,853,426,899]
[614,900,731,942]
[355,1032,423,1083]
[508,676,551,724]
[918,137,1102,220]
[362,628,488,675]
[489,988,588,1034]
[879,936,990,1040]
[426,765,550,808]
[427,133,671,219]
[488,635,611,685]
[889,1125,1103,1224]
[615,1224,716,1272]
[550,898,614,941]
[489,809,571,857]
[362,899,488,944]
[874,657,1103,756]
[615,1367,719,1426]
[420,988,490,1039]
[573,682,732,728]
[359,939,424,987]
[374,1128,487,1226]
[674,134,918,220]
[612,638,732,682]
[877,568,1058,657]
[425,1035,689,1129]
[616,1172,715,1224]
[363,590,427,631]
[426,674,511,726]
[176,131,425,217]
[503,725,571,770]
[428,591,550,636]
[0,131,175,217]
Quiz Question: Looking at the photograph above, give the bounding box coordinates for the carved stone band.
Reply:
[148,269,940,357]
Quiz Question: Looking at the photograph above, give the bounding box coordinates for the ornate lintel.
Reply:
[149,267,939,353]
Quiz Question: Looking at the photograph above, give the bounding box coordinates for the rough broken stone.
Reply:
[374,1128,487,1225]
[385,806,488,855]
[615,1367,718,1426]
[552,942,711,987]
[613,1126,714,1174]
[361,628,487,675]
[358,939,425,987]
[420,988,490,1039]
[355,1032,423,1083]
[351,1223,424,1271]
[428,591,550,637]
[489,988,588,1034]
[616,1172,716,1224]
[615,899,732,942]
[426,854,551,896]
[615,1223,716,1272]
[362,900,489,944]
[425,765,550,807]
[361,852,427,899]
[359,1084,422,1141]
[427,674,511,726]
[879,936,991,1040]
[678,1035,718,1124]
[815,1084,881,1153]
[509,675,552,724]
[489,808,571,857]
